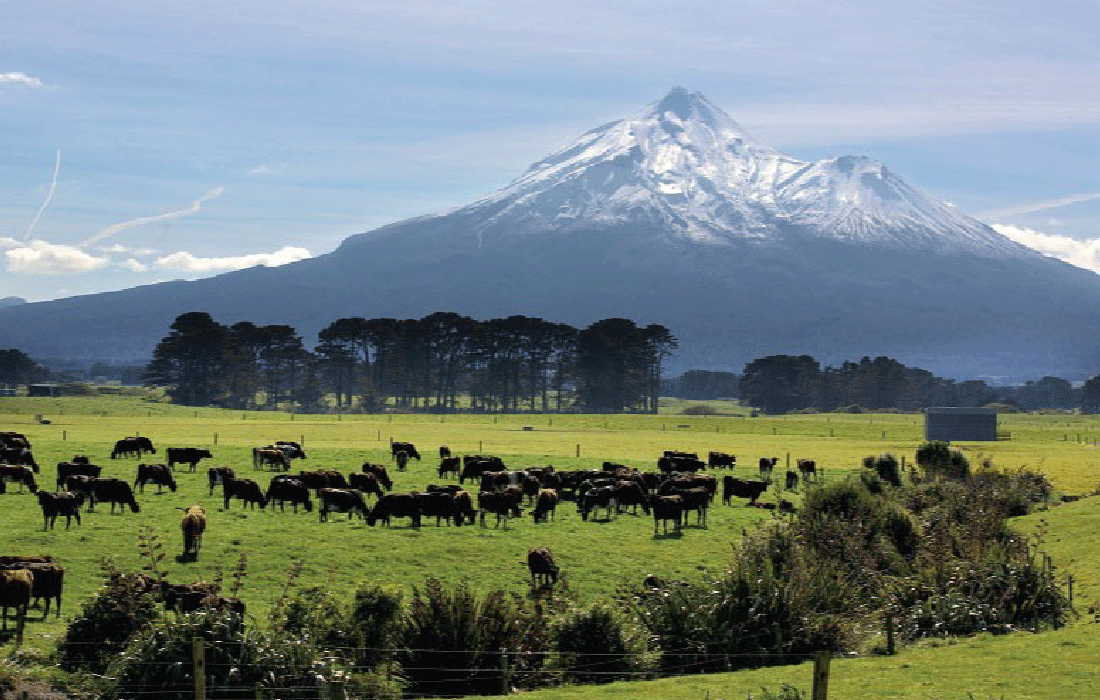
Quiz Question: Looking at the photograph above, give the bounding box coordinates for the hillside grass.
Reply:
[0,395,1098,698]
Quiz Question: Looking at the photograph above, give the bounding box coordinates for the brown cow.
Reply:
[181,505,206,559]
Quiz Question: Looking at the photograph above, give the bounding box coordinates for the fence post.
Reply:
[500,650,511,695]
[885,612,895,655]
[62,430,66,441]
[193,637,206,700]
[300,435,305,449]
[479,440,483,452]
[576,444,580,457]
[214,433,218,446]
[812,651,830,700]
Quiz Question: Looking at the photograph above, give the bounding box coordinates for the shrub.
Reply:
[916,441,970,480]
[873,454,902,487]
[548,603,644,683]
[347,583,405,670]
[682,404,717,415]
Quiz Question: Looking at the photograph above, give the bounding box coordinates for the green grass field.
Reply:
[1,394,1098,698]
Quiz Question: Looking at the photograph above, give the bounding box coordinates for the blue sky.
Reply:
[3,0,1099,301]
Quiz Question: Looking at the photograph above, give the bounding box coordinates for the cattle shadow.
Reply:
[651,530,684,541]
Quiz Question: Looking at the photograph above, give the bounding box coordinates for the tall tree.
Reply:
[0,348,43,387]
[143,312,230,406]
[740,355,821,414]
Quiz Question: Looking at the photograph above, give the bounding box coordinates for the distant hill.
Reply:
[1,89,1098,382]
[0,296,26,309]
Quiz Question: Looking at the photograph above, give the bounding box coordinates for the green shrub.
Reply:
[681,404,717,415]
[873,454,902,487]
[548,603,643,683]
[347,583,405,670]
[916,441,970,480]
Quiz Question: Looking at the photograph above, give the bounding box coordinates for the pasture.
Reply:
[1,394,1098,699]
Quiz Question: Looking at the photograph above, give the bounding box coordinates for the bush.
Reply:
[916,441,970,480]
[682,404,717,415]
[347,583,405,671]
[548,603,644,683]
[873,454,902,487]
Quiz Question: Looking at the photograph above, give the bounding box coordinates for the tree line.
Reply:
[737,354,1087,414]
[142,311,677,412]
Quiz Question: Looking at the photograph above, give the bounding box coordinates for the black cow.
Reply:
[722,476,769,506]
[274,441,307,460]
[90,478,141,513]
[477,490,521,528]
[361,463,393,491]
[0,562,64,620]
[134,464,177,494]
[298,469,347,493]
[0,432,31,450]
[651,495,683,534]
[207,467,235,496]
[758,457,778,481]
[658,455,706,473]
[419,491,465,526]
[56,461,100,490]
[460,455,504,484]
[111,437,155,459]
[395,450,409,472]
[37,491,83,530]
[668,486,708,526]
[166,447,213,472]
[527,546,559,585]
[63,475,97,503]
[0,447,38,472]
[438,456,460,479]
[253,447,290,471]
[708,451,736,468]
[348,472,385,501]
[615,481,650,515]
[578,486,616,521]
[532,488,559,523]
[266,476,313,513]
[367,492,421,527]
[0,464,38,493]
[439,445,451,459]
[318,488,369,522]
[223,478,267,510]
[659,473,718,503]
[785,470,799,491]
[391,441,421,461]
[797,459,818,484]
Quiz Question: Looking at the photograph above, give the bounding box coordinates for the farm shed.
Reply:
[924,407,998,442]
[27,384,62,397]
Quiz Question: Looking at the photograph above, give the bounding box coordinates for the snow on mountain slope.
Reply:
[435,87,1036,259]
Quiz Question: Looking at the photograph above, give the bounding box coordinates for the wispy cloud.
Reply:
[25,149,61,241]
[121,258,149,272]
[0,71,43,87]
[4,239,109,275]
[84,187,225,245]
[154,246,311,272]
[994,224,1100,276]
[977,193,1100,221]
[247,164,283,176]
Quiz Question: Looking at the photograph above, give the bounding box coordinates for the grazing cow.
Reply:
[391,441,421,461]
[478,490,521,528]
[56,461,101,490]
[318,488,370,522]
[111,436,155,459]
[722,476,769,506]
[453,490,477,525]
[266,476,314,513]
[527,546,559,585]
[785,470,799,491]
[578,486,616,521]
[70,454,90,465]
[134,463,177,494]
[532,488,559,523]
[223,478,267,510]
[274,441,307,460]
[161,581,244,615]
[90,478,141,513]
[758,457,778,481]
[166,447,214,472]
[669,487,709,526]
[207,467,236,496]
[460,455,504,484]
[658,455,706,473]
[0,464,38,493]
[651,495,683,535]
[37,491,83,530]
[659,474,718,504]
[615,481,650,515]
[797,459,818,484]
[253,447,290,471]
[0,432,31,450]
[6,563,64,619]
[708,451,736,469]
[347,472,384,501]
[0,446,38,472]
[63,475,97,503]
[361,463,393,491]
[419,491,465,526]
[439,445,451,459]
[0,569,34,630]
[438,456,460,479]
[181,505,206,558]
[521,474,542,504]
[297,469,347,494]
[395,450,409,472]
[366,492,421,527]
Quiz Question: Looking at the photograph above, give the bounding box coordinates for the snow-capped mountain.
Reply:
[429,87,1033,258]
[0,88,1097,382]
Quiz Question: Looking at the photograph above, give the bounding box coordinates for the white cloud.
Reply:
[121,258,148,272]
[154,246,312,272]
[247,164,283,176]
[993,224,1100,276]
[99,243,131,253]
[4,239,109,275]
[0,71,43,87]
[0,237,21,249]
[84,186,225,245]
[977,193,1100,221]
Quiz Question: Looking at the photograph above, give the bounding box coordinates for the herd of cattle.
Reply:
[1,430,827,626]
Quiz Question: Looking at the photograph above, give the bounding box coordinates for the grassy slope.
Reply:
[1,396,1098,697]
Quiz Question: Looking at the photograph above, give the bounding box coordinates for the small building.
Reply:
[924,407,998,442]
[0,388,16,397]
[27,384,62,398]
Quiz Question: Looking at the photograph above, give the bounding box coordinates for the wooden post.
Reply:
[1069,575,1074,607]
[885,613,895,655]
[812,651,830,700]
[500,650,511,696]
[62,430,66,441]
[882,430,886,439]
[576,444,580,457]
[479,440,483,452]
[214,433,218,446]
[300,435,305,448]
[377,429,381,441]
[194,411,198,418]
[193,637,206,700]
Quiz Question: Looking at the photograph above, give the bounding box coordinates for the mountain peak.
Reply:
[453,90,1035,259]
